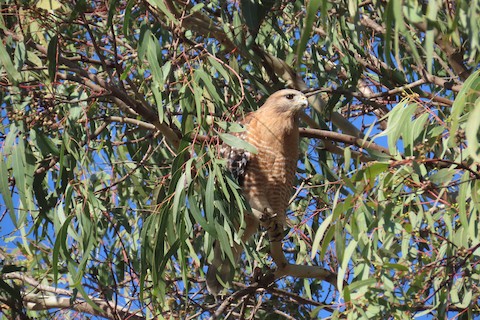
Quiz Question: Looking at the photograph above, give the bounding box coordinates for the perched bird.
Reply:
[206,89,309,294]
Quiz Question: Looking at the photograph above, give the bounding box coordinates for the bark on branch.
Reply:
[2,273,145,320]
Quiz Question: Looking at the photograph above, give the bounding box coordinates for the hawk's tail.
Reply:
[206,240,235,295]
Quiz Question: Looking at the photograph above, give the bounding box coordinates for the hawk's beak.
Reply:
[297,96,308,111]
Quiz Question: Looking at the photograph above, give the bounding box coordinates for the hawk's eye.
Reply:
[285,94,295,100]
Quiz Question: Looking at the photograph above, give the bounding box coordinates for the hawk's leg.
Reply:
[251,207,343,289]
[251,207,289,269]
[258,208,284,242]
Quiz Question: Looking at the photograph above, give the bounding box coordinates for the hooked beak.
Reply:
[297,95,308,110]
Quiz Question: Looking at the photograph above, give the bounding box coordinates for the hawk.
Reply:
[206,89,337,294]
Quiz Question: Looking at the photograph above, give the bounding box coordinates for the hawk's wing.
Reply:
[221,145,250,185]
[220,114,254,185]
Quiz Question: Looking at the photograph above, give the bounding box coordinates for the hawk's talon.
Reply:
[260,208,277,223]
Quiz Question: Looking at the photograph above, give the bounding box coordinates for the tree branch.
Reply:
[7,30,181,148]
[2,272,145,320]
[300,128,391,155]
[209,283,261,319]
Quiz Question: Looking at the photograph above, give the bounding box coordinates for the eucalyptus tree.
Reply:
[0,0,479,319]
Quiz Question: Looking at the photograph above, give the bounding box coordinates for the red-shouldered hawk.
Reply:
[207,89,308,294]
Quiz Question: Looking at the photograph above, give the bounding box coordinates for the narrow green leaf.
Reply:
[449,69,480,146]
[219,133,257,154]
[320,226,335,260]
[72,230,95,287]
[466,97,480,162]
[296,0,321,67]
[189,194,215,236]
[208,56,231,82]
[374,99,417,154]
[146,36,163,84]
[225,174,247,224]
[172,173,186,216]
[162,60,171,83]
[178,227,189,293]
[12,142,27,216]
[240,0,274,36]
[458,289,473,308]
[232,11,243,45]
[205,173,215,223]
[311,214,332,259]
[348,278,377,292]
[214,163,230,201]
[425,0,438,74]
[147,0,176,21]
[122,0,134,36]
[363,163,389,181]
[194,69,222,102]
[0,156,15,223]
[457,173,469,234]
[343,147,351,171]
[403,0,424,23]
[0,39,21,82]
[13,41,25,71]
[429,168,455,185]
[190,3,205,13]
[36,0,62,10]
[384,263,409,272]
[411,113,429,145]
[31,128,60,156]
[152,211,170,282]
[338,239,357,292]
[72,280,103,313]
[157,239,181,276]
[403,30,423,66]
[69,0,86,19]
[384,0,394,66]
[192,84,202,125]
[53,215,74,283]
[347,0,357,18]
[55,139,67,190]
[47,35,58,82]
[216,121,246,133]
[152,84,164,123]
[335,222,345,262]
[107,0,118,27]
[215,223,235,265]
[343,285,351,303]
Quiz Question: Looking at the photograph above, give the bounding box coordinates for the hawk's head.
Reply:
[262,89,308,114]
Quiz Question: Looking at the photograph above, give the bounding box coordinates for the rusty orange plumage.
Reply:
[206,89,308,294]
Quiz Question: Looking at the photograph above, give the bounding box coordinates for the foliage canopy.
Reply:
[0,0,479,319]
